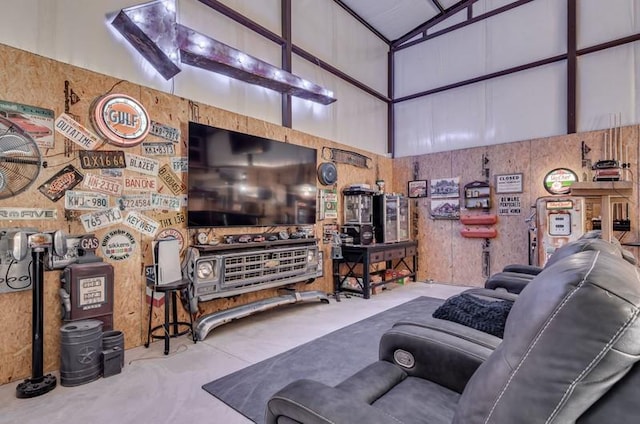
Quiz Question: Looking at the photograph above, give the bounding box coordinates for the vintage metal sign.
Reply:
[79,150,126,169]
[124,153,159,176]
[123,211,160,237]
[90,94,150,147]
[101,229,137,261]
[123,176,157,192]
[65,190,109,210]
[149,120,181,143]
[142,142,175,156]
[170,157,188,173]
[79,207,123,232]
[151,193,182,211]
[117,194,153,211]
[543,168,578,195]
[498,195,522,216]
[38,164,84,201]
[0,208,57,220]
[0,100,55,149]
[158,164,186,195]
[83,173,123,196]
[155,211,186,228]
[54,113,102,150]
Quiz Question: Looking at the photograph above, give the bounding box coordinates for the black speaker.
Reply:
[317,162,337,185]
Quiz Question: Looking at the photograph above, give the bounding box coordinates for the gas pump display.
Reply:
[535,197,585,266]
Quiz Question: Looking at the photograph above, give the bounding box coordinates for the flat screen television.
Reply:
[187,122,317,228]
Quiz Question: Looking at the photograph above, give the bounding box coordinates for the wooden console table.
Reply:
[332,240,417,300]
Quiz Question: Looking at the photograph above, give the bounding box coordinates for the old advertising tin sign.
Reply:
[91,94,150,147]
[38,164,84,201]
[101,229,137,261]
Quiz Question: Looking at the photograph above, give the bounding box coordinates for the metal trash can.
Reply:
[60,320,103,387]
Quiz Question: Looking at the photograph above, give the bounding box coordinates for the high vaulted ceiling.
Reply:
[337,0,476,46]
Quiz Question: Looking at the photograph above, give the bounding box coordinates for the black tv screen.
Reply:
[187,122,317,227]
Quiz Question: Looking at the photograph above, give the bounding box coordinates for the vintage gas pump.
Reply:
[59,235,114,331]
[534,196,585,266]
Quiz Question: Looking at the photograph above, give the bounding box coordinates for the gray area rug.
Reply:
[202,296,444,423]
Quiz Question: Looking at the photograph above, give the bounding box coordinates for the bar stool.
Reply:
[145,238,196,355]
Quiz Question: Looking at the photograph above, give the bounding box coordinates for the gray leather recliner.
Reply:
[266,249,640,424]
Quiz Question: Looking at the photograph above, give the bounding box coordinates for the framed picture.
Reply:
[408,180,428,198]
[430,177,460,198]
[430,198,460,220]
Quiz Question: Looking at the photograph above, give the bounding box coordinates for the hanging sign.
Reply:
[124,153,160,176]
[124,176,157,192]
[543,168,578,195]
[151,193,182,211]
[79,207,123,232]
[123,211,160,237]
[149,121,181,143]
[90,94,150,147]
[0,208,57,220]
[498,195,522,216]
[170,157,188,173]
[495,173,523,194]
[54,113,102,150]
[82,173,123,196]
[158,164,186,195]
[142,142,175,156]
[117,194,153,211]
[79,150,126,169]
[65,190,109,210]
[38,164,84,201]
[101,229,137,261]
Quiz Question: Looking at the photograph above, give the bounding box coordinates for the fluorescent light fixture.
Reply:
[111,0,336,105]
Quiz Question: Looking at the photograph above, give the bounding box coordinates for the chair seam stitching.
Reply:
[482,251,600,424]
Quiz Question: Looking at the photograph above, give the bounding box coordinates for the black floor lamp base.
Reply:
[16,373,57,398]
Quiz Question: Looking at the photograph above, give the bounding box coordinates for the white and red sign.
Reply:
[124,176,157,192]
[91,94,150,147]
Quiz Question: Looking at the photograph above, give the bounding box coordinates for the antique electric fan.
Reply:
[0,116,42,199]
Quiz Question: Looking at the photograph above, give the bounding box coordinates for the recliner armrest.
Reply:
[485,271,534,293]
[502,264,542,275]
[379,324,495,393]
[266,377,402,424]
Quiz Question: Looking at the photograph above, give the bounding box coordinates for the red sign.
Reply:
[90,94,150,147]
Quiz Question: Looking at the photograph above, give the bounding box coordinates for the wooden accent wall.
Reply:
[0,44,392,384]
[392,127,639,286]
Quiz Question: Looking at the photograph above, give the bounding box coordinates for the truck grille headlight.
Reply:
[197,260,216,280]
[307,249,317,265]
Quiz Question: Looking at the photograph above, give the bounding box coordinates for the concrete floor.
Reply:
[0,282,468,424]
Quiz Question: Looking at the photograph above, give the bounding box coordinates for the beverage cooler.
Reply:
[373,194,411,243]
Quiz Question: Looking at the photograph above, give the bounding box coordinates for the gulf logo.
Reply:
[91,94,150,147]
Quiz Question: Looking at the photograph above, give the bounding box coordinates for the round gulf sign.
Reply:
[91,94,150,147]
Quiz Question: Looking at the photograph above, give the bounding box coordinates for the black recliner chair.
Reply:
[485,235,635,293]
[266,249,640,424]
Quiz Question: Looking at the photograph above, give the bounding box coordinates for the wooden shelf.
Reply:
[570,181,633,197]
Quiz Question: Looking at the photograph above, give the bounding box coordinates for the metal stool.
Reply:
[144,238,195,355]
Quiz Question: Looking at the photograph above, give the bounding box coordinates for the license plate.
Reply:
[65,190,109,210]
[151,193,182,211]
[79,150,126,169]
[117,194,153,211]
[83,173,123,196]
[142,142,175,156]
[158,164,186,195]
[79,207,123,232]
[149,121,181,143]
[125,153,159,176]
[124,211,160,237]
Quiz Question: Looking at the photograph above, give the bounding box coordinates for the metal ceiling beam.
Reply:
[567,0,577,134]
[395,0,535,51]
[333,0,390,45]
[431,0,445,13]
[392,0,478,48]
[282,0,292,127]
